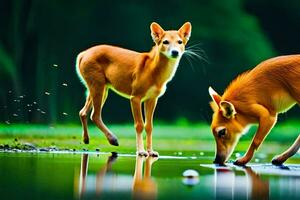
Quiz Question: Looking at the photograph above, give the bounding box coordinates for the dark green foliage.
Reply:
[0,0,299,124]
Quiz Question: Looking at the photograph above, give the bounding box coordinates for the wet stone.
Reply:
[23,143,37,150]
[39,148,50,152]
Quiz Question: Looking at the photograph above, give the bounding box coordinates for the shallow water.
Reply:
[0,152,299,200]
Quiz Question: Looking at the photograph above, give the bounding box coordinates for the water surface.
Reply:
[0,152,299,200]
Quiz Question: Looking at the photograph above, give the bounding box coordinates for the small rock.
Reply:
[183,169,199,178]
[95,148,100,152]
[39,148,49,152]
[83,148,88,151]
[182,169,200,186]
[49,146,58,151]
[23,143,37,150]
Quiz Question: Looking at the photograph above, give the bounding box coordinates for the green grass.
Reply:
[0,121,299,156]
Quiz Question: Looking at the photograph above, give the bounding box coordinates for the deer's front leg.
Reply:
[130,96,148,156]
[144,98,158,157]
[235,105,277,166]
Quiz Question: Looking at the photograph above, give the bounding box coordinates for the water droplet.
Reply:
[62,83,68,87]
[62,112,68,116]
[5,120,10,124]
[45,92,51,95]
[41,111,46,114]
[200,152,204,156]
[12,113,18,117]
[19,95,24,99]
[28,110,32,112]
[53,64,58,67]
[37,108,41,111]
[8,90,12,94]
[254,158,259,162]
[33,101,37,104]
[178,152,182,156]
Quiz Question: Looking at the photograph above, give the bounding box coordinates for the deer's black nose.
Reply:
[171,50,179,57]
[213,154,224,165]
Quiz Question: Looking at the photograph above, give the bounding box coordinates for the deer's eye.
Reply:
[217,128,226,138]
[163,40,169,45]
[178,40,183,44]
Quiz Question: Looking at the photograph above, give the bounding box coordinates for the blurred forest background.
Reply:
[1,0,300,125]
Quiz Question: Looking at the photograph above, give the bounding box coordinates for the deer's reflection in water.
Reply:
[214,166,269,200]
[132,156,158,200]
[78,153,118,199]
[77,153,157,200]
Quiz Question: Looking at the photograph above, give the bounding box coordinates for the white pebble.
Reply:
[183,169,199,178]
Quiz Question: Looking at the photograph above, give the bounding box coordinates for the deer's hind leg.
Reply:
[89,79,119,146]
[272,135,300,165]
[272,90,300,165]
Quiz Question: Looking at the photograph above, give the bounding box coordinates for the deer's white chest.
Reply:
[143,85,166,101]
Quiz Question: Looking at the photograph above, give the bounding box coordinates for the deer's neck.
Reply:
[149,47,180,86]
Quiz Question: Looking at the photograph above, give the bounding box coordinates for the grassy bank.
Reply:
[0,121,299,156]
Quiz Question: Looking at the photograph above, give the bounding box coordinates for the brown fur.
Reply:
[77,22,192,156]
[210,55,300,165]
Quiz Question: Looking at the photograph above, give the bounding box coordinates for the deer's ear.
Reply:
[209,87,222,107]
[220,101,237,119]
[150,22,165,44]
[178,22,192,42]
[210,101,219,112]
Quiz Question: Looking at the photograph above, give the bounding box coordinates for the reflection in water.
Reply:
[76,154,157,200]
[214,166,269,200]
[77,153,119,199]
[132,156,158,200]
[1,153,300,199]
